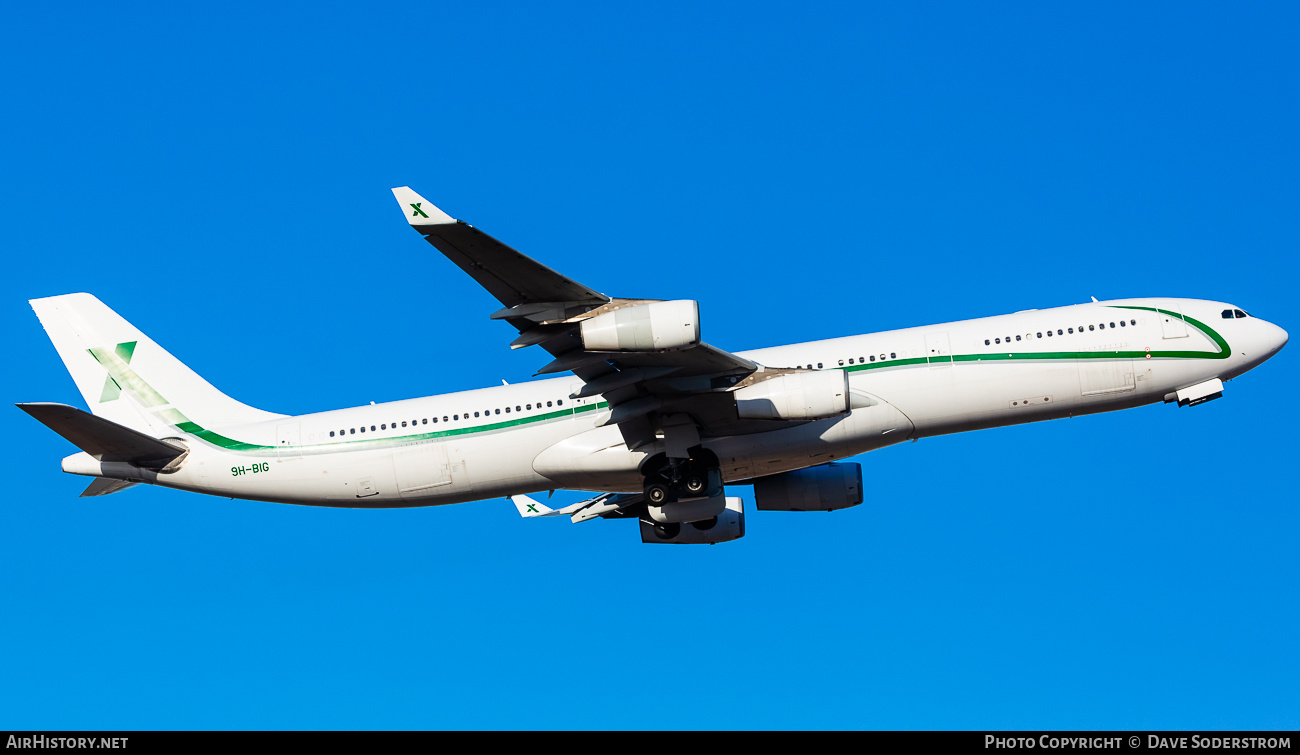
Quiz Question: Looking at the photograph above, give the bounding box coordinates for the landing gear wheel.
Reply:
[645,483,670,505]
[684,475,706,495]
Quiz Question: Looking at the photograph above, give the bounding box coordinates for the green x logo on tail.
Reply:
[410,203,429,219]
[526,503,539,513]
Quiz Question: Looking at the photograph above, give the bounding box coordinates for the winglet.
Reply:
[391,186,455,226]
[511,494,561,518]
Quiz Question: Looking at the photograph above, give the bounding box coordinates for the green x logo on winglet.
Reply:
[410,203,429,219]
[526,503,539,513]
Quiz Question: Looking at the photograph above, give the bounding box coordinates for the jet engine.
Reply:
[733,370,849,421]
[580,300,700,352]
[753,462,863,511]
[641,497,746,544]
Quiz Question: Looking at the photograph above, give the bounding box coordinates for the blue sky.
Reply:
[2,2,1297,730]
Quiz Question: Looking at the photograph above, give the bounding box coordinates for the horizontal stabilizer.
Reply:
[17,403,186,468]
[511,494,566,518]
[80,478,140,497]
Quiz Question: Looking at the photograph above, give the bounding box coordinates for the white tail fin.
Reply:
[30,293,282,436]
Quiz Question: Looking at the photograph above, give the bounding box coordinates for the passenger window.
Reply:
[1036,332,1042,338]
[516,406,521,412]
[381,424,386,430]
[984,340,990,346]
[869,355,875,362]
[547,401,553,407]
[1130,319,1136,326]
[848,358,855,364]
[1109,322,1115,328]
[526,404,531,410]
[879,354,885,361]
[890,352,896,359]
[838,360,844,366]
[350,428,355,434]
[1046,330,1052,337]
[402,421,408,427]
[495,409,500,415]
[505,407,511,413]
[995,338,1001,344]
[360,427,366,433]
[453,414,459,420]
[330,431,335,437]
[1089,325,1094,331]
[474,412,480,417]
[370,426,375,432]
[1016,335,1021,341]
[557,400,563,406]
[1057,329,1062,335]
[817,363,823,369]
[1119,321,1125,327]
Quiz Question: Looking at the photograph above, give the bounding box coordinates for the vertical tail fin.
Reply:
[29,293,282,436]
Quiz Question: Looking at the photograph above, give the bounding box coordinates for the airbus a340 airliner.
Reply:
[20,188,1288,544]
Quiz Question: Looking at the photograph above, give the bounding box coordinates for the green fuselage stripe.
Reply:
[843,306,1229,374]
[100,305,1231,454]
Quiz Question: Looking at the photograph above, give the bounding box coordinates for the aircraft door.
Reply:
[276,423,302,460]
[925,332,953,368]
[1078,355,1136,401]
[1159,304,1188,339]
[393,441,453,499]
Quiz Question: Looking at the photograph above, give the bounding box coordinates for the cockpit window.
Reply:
[1234,309,1248,318]
[1222,309,1233,319]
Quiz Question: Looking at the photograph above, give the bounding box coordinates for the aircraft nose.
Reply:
[1267,321,1289,354]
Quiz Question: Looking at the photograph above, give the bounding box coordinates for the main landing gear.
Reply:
[642,451,723,505]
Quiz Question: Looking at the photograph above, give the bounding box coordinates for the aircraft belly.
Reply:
[532,395,916,491]
[869,360,1087,437]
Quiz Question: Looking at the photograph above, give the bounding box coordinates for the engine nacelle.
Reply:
[753,462,863,511]
[641,497,746,544]
[580,300,700,352]
[734,370,849,421]
[646,490,726,523]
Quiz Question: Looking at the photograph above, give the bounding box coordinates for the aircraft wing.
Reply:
[392,187,809,446]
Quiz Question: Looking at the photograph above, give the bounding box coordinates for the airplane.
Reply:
[19,187,1289,544]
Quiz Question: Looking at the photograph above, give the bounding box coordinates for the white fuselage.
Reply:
[124,298,1286,507]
